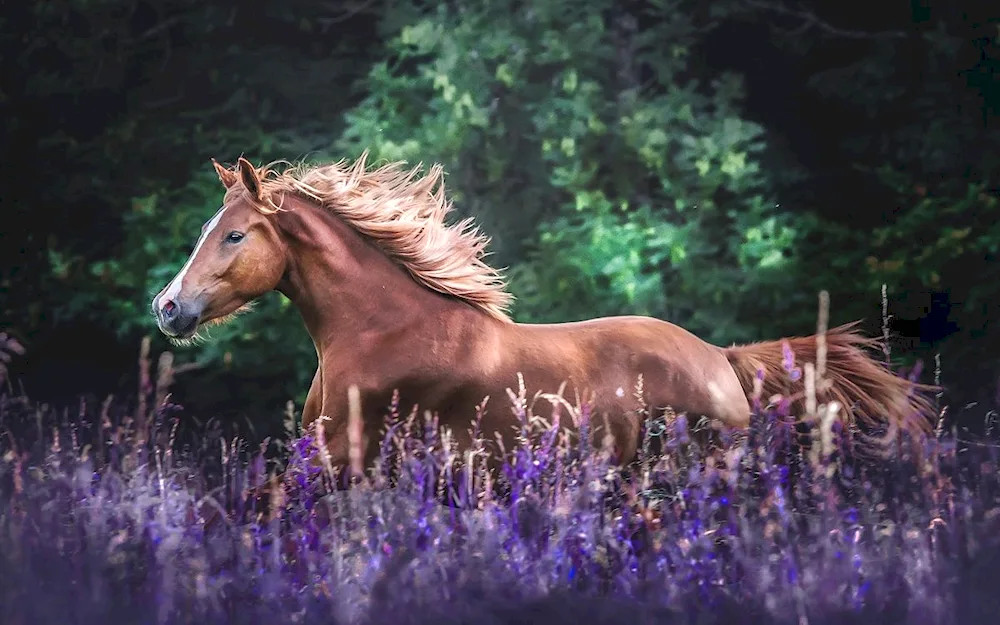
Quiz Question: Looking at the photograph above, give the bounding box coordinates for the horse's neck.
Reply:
[275,204,482,358]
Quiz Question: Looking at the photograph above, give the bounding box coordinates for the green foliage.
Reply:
[782,12,1000,374]
[2,0,380,408]
[7,0,998,416]
[865,173,999,292]
[339,0,820,342]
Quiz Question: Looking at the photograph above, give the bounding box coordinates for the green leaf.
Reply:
[562,70,578,93]
[495,63,515,87]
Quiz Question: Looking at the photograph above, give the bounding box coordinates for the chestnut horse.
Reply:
[151,153,938,482]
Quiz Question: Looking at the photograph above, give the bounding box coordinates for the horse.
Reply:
[150,153,939,498]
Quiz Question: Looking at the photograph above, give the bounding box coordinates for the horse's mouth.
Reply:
[162,316,200,340]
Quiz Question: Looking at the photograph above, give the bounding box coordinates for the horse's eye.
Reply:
[225,231,245,244]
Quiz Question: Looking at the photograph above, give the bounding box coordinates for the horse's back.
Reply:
[510,315,751,431]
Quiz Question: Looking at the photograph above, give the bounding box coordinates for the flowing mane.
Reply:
[221,152,514,322]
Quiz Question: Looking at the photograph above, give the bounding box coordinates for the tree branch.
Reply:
[743,0,909,40]
[126,16,182,45]
[318,0,381,27]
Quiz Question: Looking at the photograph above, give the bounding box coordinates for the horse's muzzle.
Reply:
[153,296,202,338]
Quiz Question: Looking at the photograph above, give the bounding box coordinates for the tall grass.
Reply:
[0,334,998,625]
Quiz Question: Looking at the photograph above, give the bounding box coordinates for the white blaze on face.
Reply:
[160,207,227,306]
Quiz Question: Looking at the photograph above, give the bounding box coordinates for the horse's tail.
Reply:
[722,320,940,448]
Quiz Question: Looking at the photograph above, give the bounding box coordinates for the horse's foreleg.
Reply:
[302,366,323,427]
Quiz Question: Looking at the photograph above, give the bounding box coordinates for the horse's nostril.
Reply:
[162,300,177,317]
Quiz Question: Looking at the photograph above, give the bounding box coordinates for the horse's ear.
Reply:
[237,157,263,201]
[211,158,238,188]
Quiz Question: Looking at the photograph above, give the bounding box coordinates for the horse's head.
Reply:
[151,157,286,341]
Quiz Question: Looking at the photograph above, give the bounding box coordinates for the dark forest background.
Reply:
[1,0,997,440]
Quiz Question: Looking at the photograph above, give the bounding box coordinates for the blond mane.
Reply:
[221,152,513,322]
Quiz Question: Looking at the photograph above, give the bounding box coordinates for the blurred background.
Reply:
[1,0,997,439]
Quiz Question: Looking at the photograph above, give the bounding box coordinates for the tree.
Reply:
[737,0,1000,399]
[339,0,820,344]
[2,0,381,415]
